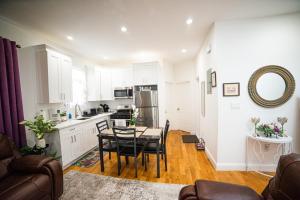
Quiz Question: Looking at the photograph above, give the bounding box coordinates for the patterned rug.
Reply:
[62,171,185,200]
[73,148,102,168]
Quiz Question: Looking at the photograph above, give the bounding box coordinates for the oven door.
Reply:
[114,89,128,98]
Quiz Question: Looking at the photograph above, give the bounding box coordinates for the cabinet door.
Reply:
[60,56,73,102]
[47,51,61,103]
[60,130,74,166]
[72,128,82,158]
[87,66,101,101]
[100,70,113,100]
[133,63,158,85]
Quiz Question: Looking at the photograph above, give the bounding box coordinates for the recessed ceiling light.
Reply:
[66,35,74,40]
[121,26,127,32]
[103,56,108,60]
[181,49,187,53]
[186,18,193,25]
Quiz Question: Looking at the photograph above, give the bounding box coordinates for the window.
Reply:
[71,67,87,105]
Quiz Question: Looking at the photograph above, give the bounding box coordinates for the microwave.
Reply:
[113,87,133,99]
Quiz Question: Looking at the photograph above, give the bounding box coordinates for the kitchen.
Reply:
[18,44,169,168]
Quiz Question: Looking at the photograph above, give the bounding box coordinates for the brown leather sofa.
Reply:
[0,134,63,200]
[179,153,300,200]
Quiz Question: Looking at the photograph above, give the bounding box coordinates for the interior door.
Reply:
[173,81,195,133]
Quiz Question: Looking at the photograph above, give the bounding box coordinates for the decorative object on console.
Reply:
[248,65,295,108]
[223,82,240,96]
[251,117,288,138]
[278,117,288,135]
[211,71,217,87]
[251,117,261,136]
[20,115,57,148]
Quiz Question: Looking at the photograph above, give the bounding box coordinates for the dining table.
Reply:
[98,126,163,178]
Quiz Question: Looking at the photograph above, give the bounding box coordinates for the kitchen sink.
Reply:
[76,117,90,120]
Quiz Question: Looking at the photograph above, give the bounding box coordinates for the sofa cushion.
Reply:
[0,134,13,159]
[195,180,262,200]
[0,173,51,200]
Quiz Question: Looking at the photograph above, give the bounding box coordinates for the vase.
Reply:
[35,138,46,148]
[129,124,136,128]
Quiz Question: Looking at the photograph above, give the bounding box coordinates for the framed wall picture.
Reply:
[211,71,217,87]
[223,83,240,97]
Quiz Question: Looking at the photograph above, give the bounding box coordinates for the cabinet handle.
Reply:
[71,136,73,143]
[74,135,77,142]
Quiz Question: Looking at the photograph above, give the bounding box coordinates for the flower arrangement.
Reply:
[251,117,287,138]
[129,105,139,126]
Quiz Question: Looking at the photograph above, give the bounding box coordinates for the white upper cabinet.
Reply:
[60,56,73,102]
[100,70,113,100]
[86,66,101,101]
[20,45,73,104]
[111,67,133,88]
[133,62,158,85]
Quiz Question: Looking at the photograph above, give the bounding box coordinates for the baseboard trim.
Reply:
[216,163,276,172]
[205,147,217,169]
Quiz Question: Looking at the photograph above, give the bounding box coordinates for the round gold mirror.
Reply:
[248,65,295,108]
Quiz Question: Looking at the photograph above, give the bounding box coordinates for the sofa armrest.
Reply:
[195,180,262,200]
[179,185,198,200]
[10,155,54,173]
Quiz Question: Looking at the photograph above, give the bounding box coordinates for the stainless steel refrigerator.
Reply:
[134,87,159,128]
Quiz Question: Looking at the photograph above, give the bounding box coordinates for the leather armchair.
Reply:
[0,134,63,200]
[179,153,300,200]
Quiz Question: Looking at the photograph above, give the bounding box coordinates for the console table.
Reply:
[246,134,293,177]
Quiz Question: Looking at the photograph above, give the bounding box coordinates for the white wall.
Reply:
[196,25,219,166]
[215,12,300,170]
[197,12,300,170]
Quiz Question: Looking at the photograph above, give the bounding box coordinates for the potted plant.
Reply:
[20,115,57,148]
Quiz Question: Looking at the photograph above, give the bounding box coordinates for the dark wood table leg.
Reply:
[156,139,160,178]
[99,136,104,172]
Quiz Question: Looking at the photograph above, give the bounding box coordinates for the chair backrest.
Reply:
[112,127,137,155]
[96,120,109,134]
[262,153,300,200]
[162,120,170,145]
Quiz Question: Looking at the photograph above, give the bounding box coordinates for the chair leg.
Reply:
[161,153,164,160]
[109,152,111,160]
[147,154,150,162]
[164,153,167,171]
[117,155,121,176]
[144,153,147,171]
[142,152,144,166]
[134,157,138,178]
[125,156,129,166]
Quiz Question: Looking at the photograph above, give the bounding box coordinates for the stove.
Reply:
[110,108,133,127]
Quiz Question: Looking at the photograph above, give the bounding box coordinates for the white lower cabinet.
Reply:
[57,118,106,168]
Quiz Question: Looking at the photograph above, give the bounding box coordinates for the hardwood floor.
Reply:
[64,131,270,193]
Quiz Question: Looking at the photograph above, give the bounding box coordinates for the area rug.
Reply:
[73,148,101,168]
[62,170,185,200]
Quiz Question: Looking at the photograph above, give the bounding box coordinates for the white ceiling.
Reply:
[0,0,300,64]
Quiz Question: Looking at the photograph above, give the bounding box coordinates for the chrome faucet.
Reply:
[75,104,82,119]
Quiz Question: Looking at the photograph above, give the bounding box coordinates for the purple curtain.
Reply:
[0,37,26,147]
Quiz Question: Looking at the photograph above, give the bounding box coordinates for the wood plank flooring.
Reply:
[64,131,270,193]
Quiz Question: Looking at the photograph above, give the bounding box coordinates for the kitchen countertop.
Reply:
[55,112,114,130]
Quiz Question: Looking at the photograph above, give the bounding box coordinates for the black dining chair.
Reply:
[96,120,117,160]
[143,120,170,171]
[112,127,144,178]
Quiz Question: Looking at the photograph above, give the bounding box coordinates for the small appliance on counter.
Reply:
[100,104,110,112]
[48,109,61,124]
